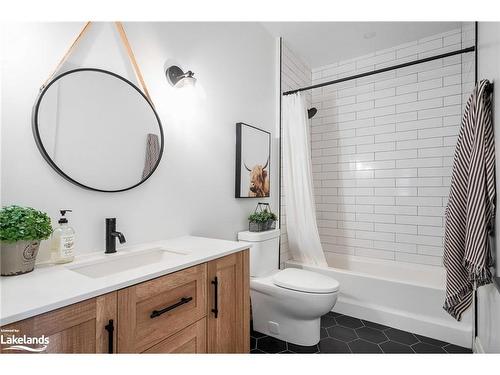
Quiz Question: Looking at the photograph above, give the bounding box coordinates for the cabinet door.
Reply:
[117,264,207,353]
[143,318,206,353]
[0,292,117,354]
[207,249,250,353]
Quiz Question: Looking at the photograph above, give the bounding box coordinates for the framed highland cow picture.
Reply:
[235,122,271,198]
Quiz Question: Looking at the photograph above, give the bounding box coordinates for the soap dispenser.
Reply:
[50,209,75,264]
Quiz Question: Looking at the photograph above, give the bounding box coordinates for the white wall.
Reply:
[279,41,312,268]
[477,21,500,354]
[0,22,277,261]
[309,26,474,267]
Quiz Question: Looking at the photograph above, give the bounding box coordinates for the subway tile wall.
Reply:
[310,25,475,266]
[280,41,312,268]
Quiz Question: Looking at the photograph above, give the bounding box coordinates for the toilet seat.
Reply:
[272,268,339,294]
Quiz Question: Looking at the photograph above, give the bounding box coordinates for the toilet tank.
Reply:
[238,229,280,277]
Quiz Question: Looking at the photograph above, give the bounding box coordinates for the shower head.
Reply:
[308,107,317,119]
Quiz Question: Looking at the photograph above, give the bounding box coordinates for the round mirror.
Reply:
[32,68,164,192]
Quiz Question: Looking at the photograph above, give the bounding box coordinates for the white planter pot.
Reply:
[0,240,40,276]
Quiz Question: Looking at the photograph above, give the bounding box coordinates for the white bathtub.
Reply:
[286,252,472,348]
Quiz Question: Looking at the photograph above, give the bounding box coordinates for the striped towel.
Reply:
[444,80,495,321]
[142,133,160,179]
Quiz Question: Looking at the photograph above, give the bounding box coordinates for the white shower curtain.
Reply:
[282,93,327,267]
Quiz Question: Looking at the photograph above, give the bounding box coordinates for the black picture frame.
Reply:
[235,122,271,198]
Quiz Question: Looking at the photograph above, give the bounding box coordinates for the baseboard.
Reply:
[334,296,472,349]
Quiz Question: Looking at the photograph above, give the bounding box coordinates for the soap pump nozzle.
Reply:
[59,209,72,224]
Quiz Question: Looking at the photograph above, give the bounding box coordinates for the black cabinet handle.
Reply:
[211,276,219,318]
[104,319,114,354]
[150,297,193,319]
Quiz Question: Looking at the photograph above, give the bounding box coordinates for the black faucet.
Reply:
[105,218,126,254]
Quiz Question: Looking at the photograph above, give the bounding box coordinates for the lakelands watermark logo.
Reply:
[1,328,49,352]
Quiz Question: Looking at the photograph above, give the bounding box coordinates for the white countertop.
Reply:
[0,236,251,326]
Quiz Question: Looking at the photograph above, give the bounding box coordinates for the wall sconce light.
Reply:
[166,65,196,88]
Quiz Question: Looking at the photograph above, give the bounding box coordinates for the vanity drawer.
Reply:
[143,318,206,353]
[117,264,207,353]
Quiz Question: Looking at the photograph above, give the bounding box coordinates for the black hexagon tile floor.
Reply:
[250,312,472,354]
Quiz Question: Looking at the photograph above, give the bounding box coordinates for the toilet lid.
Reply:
[272,268,340,294]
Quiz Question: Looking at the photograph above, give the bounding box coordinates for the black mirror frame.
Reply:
[32,68,164,193]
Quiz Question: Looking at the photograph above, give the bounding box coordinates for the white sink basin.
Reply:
[67,247,189,278]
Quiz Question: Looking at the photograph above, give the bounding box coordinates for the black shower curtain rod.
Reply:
[282,46,476,96]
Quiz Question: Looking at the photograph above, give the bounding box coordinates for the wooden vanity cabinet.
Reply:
[0,249,249,354]
[207,250,250,353]
[142,318,207,353]
[0,292,117,354]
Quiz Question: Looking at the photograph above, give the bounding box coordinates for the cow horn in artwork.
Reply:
[244,163,252,172]
[262,157,269,170]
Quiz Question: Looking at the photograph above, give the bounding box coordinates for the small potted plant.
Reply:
[248,203,278,232]
[0,205,53,276]
[264,211,278,230]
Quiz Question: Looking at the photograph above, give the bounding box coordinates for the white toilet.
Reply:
[238,229,339,346]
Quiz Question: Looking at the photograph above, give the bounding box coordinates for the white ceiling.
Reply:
[261,22,463,68]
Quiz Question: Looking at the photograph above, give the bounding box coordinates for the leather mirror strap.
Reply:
[41,21,154,106]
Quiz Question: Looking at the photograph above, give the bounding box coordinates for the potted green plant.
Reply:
[0,205,53,276]
[248,203,278,232]
[265,211,278,230]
